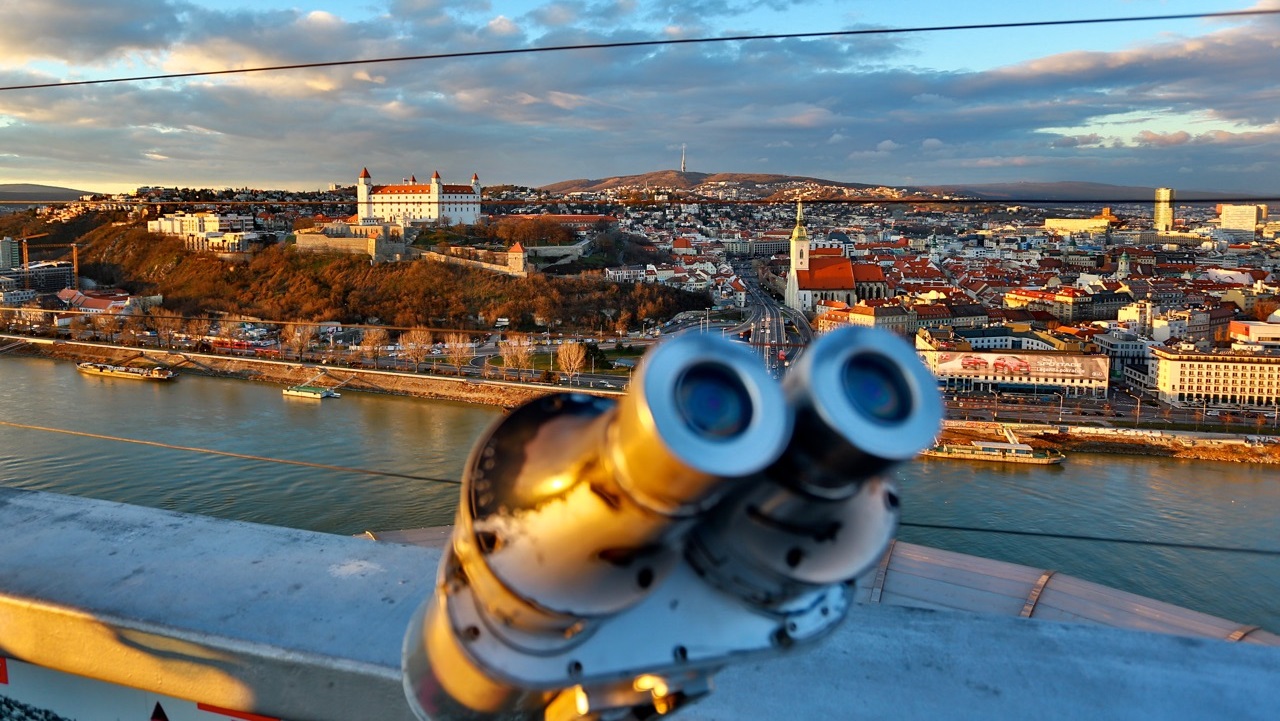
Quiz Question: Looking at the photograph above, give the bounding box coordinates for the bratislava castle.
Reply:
[356,168,481,225]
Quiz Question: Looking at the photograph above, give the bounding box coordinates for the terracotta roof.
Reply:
[359,167,371,179]
[852,263,887,283]
[914,305,952,319]
[442,184,474,194]
[796,257,855,291]
[371,184,432,195]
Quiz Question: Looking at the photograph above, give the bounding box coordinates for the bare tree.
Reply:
[150,311,184,349]
[614,310,633,337]
[69,313,92,340]
[444,332,471,376]
[185,315,212,344]
[505,334,535,380]
[362,327,389,365]
[285,323,317,360]
[120,313,145,347]
[400,327,434,371]
[92,312,118,341]
[497,339,520,380]
[557,341,587,385]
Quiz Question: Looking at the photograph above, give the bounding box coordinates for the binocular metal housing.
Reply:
[403,327,942,720]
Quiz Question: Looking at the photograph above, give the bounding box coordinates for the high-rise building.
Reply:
[1153,187,1175,232]
[1219,204,1266,234]
[0,237,20,270]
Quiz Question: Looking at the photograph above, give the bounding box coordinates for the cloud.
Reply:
[528,3,579,27]
[1050,133,1103,148]
[2,0,1279,193]
[0,0,185,64]
[1134,130,1192,147]
[486,16,521,36]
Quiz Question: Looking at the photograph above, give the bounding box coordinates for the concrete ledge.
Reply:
[2,487,1278,720]
[0,487,434,721]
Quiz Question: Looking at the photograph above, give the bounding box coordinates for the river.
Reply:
[1,355,1276,631]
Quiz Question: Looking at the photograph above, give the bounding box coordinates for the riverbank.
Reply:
[13,338,561,409]
[938,422,1280,465]
[10,337,1278,464]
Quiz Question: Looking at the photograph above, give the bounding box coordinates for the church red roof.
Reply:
[852,263,887,282]
[797,257,855,291]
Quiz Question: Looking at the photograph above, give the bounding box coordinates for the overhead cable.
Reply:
[2,9,1277,92]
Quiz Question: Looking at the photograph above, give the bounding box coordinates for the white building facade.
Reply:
[147,212,254,236]
[1153,346,1280,408]
[356,168,481,226]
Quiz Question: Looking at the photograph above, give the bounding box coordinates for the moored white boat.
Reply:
[283,385,340,399]
[920,440,1065,465]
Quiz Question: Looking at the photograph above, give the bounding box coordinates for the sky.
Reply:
[1,0,1279,195]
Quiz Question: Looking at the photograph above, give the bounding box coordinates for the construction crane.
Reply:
[16,233,49,290]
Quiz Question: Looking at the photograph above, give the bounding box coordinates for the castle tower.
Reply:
[508,241,527,275]
[357,167,373,223]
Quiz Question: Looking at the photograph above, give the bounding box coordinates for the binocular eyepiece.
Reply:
[403,327,942,721]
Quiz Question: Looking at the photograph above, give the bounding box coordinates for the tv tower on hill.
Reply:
[681,144,687,173]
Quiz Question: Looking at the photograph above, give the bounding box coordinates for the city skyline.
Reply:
[1,1,1279,195]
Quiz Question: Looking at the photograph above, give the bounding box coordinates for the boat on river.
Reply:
[76,362,177,382]
[283,385,340,399]
[920,440,1065,465]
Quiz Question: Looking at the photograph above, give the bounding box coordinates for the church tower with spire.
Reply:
[1116,251,1132,280]
[785,201,809,312]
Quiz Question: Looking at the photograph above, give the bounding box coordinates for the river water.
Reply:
[1,356,1277,630]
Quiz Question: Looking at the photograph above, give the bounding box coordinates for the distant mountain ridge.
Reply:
[540,170,885,198]
[538,172,1255,203]
[0,183,95,202]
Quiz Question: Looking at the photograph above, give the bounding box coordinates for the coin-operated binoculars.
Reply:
[403,327,942,721]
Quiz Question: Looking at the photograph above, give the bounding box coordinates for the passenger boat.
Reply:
[283,385,340,399]
[76,362,177,382]
[920,440,1066,465]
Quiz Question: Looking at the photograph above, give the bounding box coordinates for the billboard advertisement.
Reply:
[926,350,1108,381]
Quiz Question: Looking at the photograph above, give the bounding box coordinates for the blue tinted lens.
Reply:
[675,363,752,439]
[844,353,910,423]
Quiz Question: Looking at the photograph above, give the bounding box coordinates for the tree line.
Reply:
[74,220,707,332]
